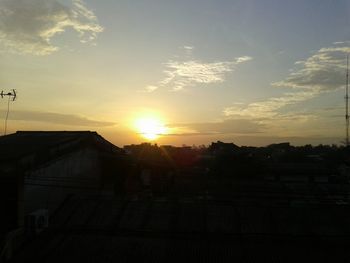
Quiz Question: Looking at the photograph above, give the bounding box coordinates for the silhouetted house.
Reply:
[0,131,127,235]
[267,142,291,150]
[160,145,199,167]
[209,141,239,155]
[123,143,165,164]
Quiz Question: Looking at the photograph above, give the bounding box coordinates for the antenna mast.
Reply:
[1,89,17,136]
[346,55,349,147]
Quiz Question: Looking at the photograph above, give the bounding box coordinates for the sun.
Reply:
[134,117,167,140]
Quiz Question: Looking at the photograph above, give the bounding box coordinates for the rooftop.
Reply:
[11,194,350,262]
[0,131,120,162]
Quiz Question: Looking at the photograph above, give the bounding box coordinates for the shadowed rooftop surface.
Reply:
[0,131,120,163]
[11,194,350,262]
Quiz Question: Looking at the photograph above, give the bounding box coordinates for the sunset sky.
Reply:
[0,0,350,146]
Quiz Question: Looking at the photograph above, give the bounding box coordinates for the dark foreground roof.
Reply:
[11,195,350,262]
[0,131,120,163]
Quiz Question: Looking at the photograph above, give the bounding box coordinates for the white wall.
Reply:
[24,147,101,216]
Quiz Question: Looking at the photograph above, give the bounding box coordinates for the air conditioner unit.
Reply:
[26,209,49,235]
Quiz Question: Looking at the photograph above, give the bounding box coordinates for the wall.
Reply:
[23,147,101,216]
[0,174,24,233]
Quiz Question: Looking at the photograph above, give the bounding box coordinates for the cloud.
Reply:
[0,110,115,127]
[0,0,103,55]
[273,45,350,91]
[333,41,350,45]
[167,118,263,136]
[225,42,350,122]
[224,90,319,119]
[145,48,252,92]
[161,60,235,91]
[183,46,194,51]
[144,85,158,92]
[161,56,252,91]
[236,56,253,63]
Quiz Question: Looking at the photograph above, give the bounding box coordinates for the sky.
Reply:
[0,0,350,146]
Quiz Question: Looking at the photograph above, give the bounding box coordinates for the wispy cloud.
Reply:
[225,42,350,122]
[162,56,253,91]
[145,47,252,92]
[144,85,159,93]
[0,110,115,127]
[224,90,319,119]
[167,118,263,136]
[273,45,350,91]
[161,60,238,91]
[0,0,103,55]
[333,41,350,45]
[183,45,194,51]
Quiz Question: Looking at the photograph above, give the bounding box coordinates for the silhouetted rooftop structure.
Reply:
[0,131,121,165]
[0,131,129,260]
[267,142,291,149]
[209,141,239,155]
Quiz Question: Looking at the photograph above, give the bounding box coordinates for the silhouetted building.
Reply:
[0,131,128,259]
[209,141,239,155]
[3,137,350,261]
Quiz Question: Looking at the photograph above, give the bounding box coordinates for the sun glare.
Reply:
[134,117,167,140]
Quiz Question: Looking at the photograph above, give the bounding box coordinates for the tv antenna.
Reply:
[1,89,17,135]
[346,55,349,147]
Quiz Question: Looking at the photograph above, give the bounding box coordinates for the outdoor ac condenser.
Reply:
[26,209,49,235]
